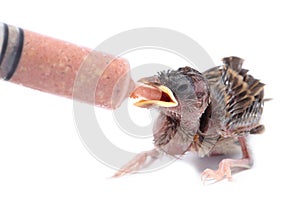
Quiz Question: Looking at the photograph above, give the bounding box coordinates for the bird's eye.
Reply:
[177,84,188,92]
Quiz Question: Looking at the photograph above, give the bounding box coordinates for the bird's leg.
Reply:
[113,149,161,178]
[201,136,252,182]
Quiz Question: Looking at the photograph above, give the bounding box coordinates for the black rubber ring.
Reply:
[5,27,24,80]
[0,23,9,66]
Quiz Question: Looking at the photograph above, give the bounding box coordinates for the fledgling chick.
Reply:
[113,56,265,182]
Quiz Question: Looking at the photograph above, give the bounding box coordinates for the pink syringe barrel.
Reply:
[0,23,134,109]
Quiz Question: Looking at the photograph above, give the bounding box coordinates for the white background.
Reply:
[0,0,299,196]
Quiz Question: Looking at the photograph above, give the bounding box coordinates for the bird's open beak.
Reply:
[131,77,178,108]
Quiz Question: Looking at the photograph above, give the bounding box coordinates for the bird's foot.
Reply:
[201,158,251,183]
[112,149,159,178]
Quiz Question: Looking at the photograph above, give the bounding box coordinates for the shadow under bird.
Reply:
[114,56,265,182]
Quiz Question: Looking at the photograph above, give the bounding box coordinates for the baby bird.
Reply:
[113,56,265,182]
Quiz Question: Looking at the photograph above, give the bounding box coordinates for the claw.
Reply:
[112,149,160,178]
[201,158,250,183]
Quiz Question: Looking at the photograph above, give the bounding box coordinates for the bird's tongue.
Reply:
[129,84,162,108]
[130,84,162,100]
[130,84,177,108]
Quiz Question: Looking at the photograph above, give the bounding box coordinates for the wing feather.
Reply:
[203,56,264,135]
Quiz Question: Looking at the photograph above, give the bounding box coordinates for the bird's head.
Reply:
[132,67,210,119]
